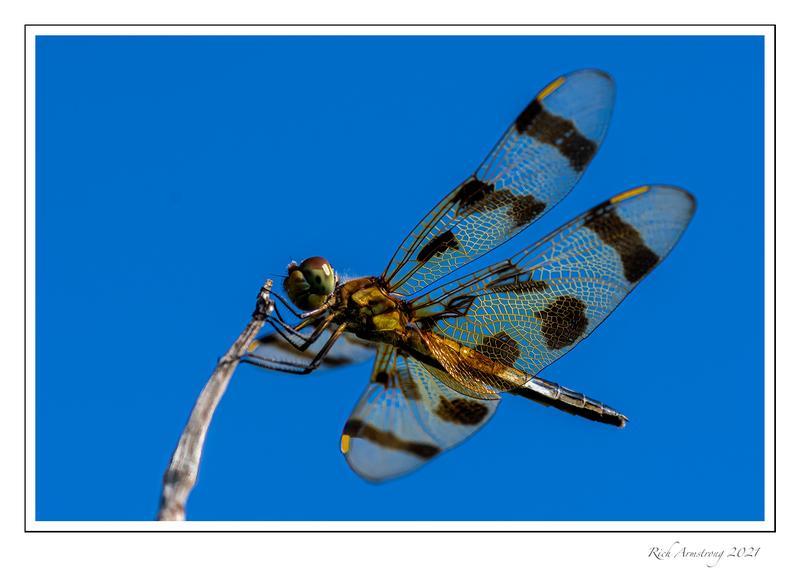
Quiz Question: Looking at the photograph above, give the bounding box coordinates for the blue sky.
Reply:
[36,35,765,521]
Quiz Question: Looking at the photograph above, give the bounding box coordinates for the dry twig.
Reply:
[157,280,274,521]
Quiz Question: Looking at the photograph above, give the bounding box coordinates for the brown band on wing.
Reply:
[475,331,522,366]
[320,354,353,366]
[255,333,299,349]
[488,278,548,294]
[434,396,490,425]
[584,208,660,283]
[489,190,546,227]
[534,295,589,350]
[416,230,460,264]
[514,99,597,172]
[453,177,494,214]
[342,419,440,459]
[453,177,545,228]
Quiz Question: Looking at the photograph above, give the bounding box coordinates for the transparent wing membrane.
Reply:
[341,345,499,482]
[412,185,696,387]
[382,70,615,296]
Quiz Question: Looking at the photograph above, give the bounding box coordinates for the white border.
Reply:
[24,24,775,532]
[26,24,771,36]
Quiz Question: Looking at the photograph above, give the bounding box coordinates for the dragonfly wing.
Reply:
[242,326,377,370]
[341,344,499,482]
[411,185,696,389]
[382,69,615,296]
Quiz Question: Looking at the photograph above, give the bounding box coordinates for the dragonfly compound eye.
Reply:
[299,256,336,295]
[283,256,336,311]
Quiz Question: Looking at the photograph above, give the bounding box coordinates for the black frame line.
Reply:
[23,23,777,534]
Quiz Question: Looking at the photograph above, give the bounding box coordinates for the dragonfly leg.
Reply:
[263,317,307,349]
[266,310,333,350]
[268,290,332,328]
[509,376,629,427]
[269,291,304,319]
[242,324,347,374]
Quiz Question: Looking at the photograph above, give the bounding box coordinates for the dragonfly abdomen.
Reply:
[510,377,628,427]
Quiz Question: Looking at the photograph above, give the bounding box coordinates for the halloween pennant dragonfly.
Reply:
[243,69,695,482]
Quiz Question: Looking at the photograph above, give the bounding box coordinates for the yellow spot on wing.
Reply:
[340,434,351,454]
[537,76,566,101]
[611,185,650,204]
[247,341,259,353]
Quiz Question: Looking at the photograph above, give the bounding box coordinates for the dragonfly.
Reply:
[242,69,695,482]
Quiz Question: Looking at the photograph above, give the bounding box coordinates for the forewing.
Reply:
[382,69,615,296]
[412,185,696,387]
[341,344,499,482]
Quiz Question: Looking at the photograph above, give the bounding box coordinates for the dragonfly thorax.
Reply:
[337,278,410,338]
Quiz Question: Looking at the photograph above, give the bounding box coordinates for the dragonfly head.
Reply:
[284,256,337,310]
